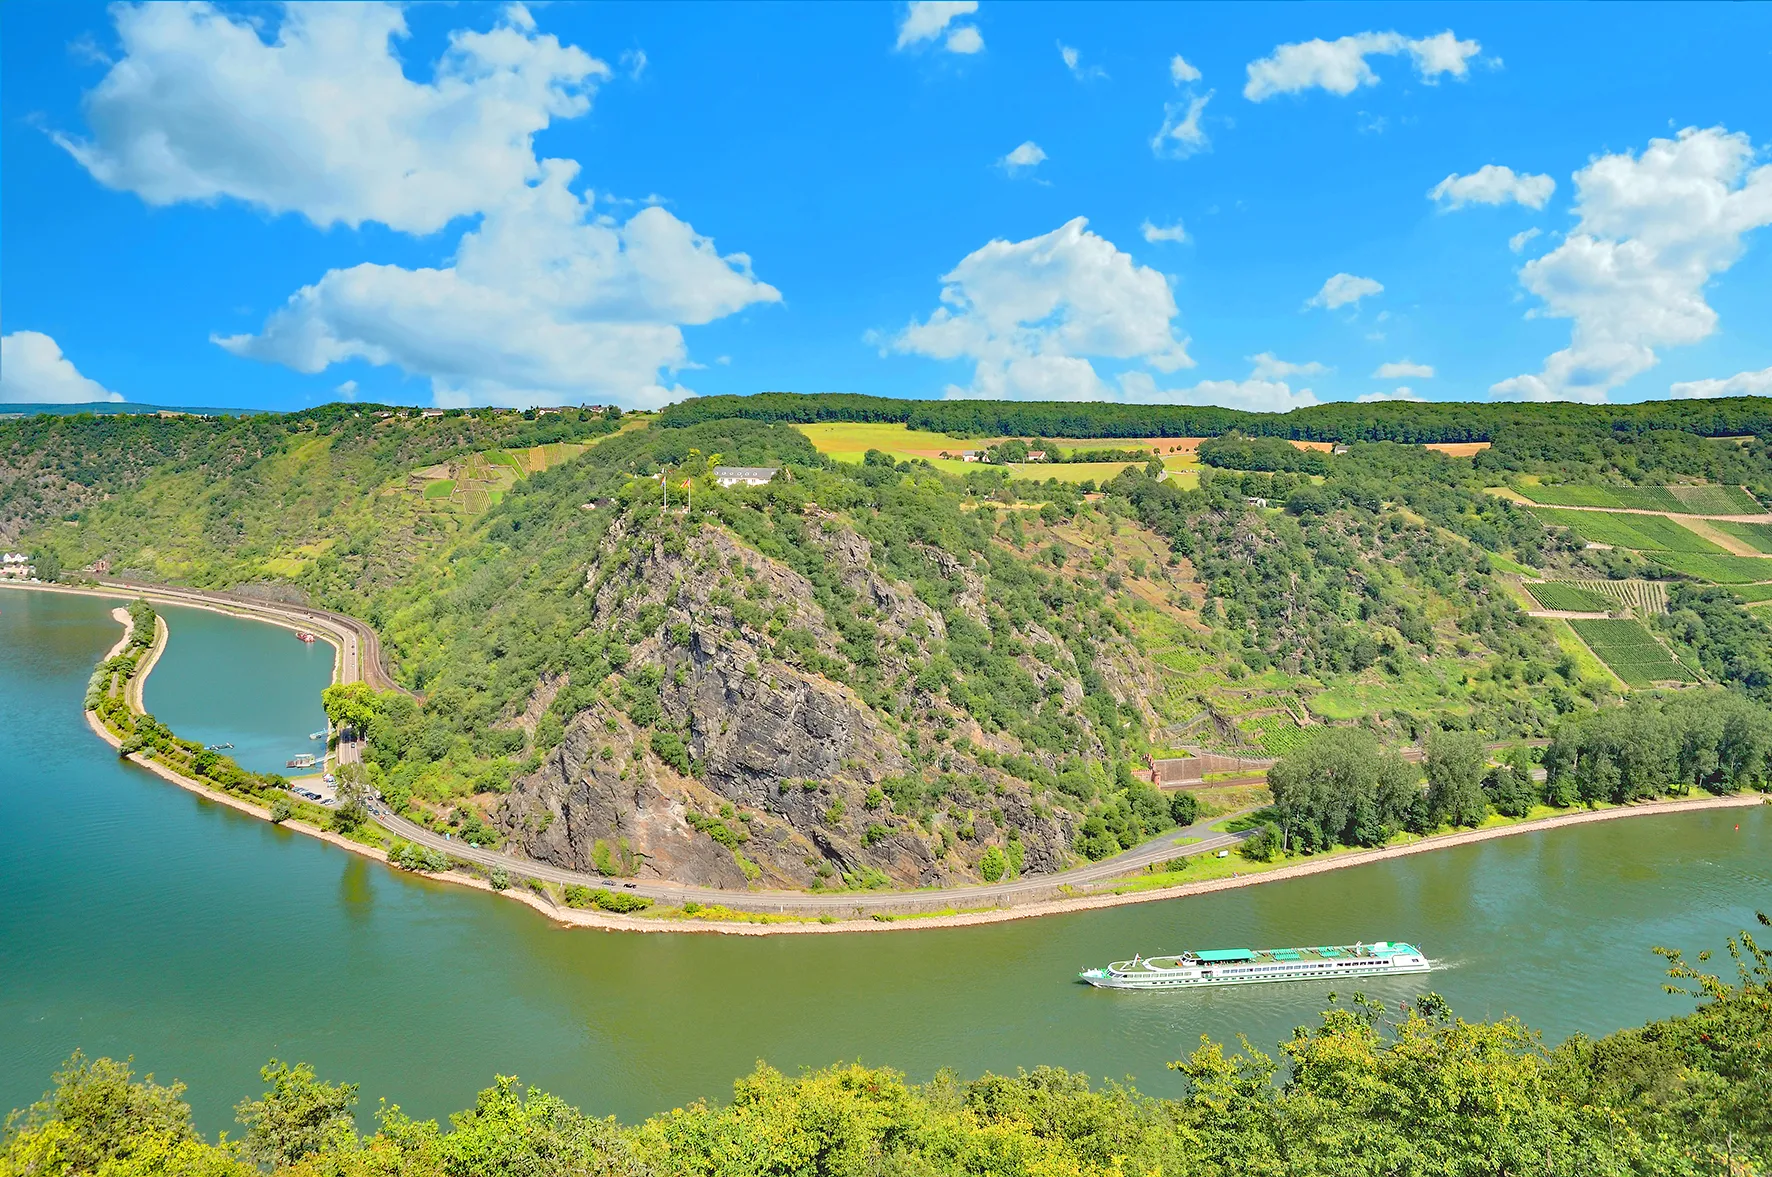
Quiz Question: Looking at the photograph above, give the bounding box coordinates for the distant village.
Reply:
[0,552,37,580]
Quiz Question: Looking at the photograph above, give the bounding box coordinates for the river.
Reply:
[2,588,1767,1134]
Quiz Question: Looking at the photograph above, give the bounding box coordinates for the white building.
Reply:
[712,466,780,488]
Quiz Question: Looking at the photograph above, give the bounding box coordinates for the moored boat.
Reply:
[286,753,317,770]
[1079,941,1430,989]
[295,631,317,643]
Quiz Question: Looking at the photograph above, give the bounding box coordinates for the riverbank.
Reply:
[14,579,1769,936]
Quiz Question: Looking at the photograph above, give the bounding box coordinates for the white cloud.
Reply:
[0,331,123,404]
[945,25,984,54]
[217,160,780,408]
[1059,43,1106,80]
[1357,387,1426,402]
[1668,366,1772,399]
[1509,227,1543,253]
[1249,353,1328,380]
[1152,90,1212,159]
[1307,273,1384,310]
[335,380,359,400]
[1493,126,1772,403]
[55,3,607,235]
[888,217,1193,400]
[1243,30,1481,101]
[1000,140,1046,175]
[1430,164,1555,210]
[1374,360,1434,379]
[620,48,648,80]
[1119,371,1320,413]
[1141,219,1188,244]
[1169,54,1201,84]
[896,2,982,53]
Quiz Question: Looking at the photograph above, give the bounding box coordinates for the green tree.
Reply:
[330,762,369,833]
[979,845,1007,882]
[234,1060,358,1169]
[320,682,378,735]
[1425,729,1489,827]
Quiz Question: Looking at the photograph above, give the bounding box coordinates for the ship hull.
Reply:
[1082,960,1431,989]
[1080,941,1431,990]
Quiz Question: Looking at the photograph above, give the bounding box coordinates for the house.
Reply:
[1332,444,1350,455]
[420,408,445,418]
[85,558,111,575]
[1025,450,1048,462]
[1245,496,1270,508]
[0,553,34,579]
[713,466,780,488]
[961,450,984,462]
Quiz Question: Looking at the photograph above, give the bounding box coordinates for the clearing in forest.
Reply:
[1568,619,1698,687]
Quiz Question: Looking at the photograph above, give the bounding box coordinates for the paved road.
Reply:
[373,806,1255,915]
[76,577,1255,915]
[92,578,407,693]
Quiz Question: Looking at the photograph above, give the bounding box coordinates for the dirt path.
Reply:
[1676,515,1761,555]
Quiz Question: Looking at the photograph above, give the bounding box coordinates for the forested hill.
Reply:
[659,391,1772,443]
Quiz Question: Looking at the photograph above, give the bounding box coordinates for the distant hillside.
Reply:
[0,401,260,418]
[659,391,1772,443]
[10,399,1772,891]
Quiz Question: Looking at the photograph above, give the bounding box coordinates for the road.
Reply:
[372,805,1255,916]
[67,576,1256,916]
[92,577,406,693]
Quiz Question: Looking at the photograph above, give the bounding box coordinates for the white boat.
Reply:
[1079,941,1431,989]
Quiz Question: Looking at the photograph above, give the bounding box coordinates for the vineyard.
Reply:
[1709,520,1772,554]
[1521,484,1761,514]
[1651,551,1772,584]
[1566,578,1667,614]
[1732,583,1772,603]
[1523,581,1615,613]
[1568,619,1699,687]
[1528,508,1724,552]
[1235,713,1312,756]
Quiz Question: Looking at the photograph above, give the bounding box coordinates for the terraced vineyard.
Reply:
[1651,551,1772,584]
[1566,578,1667,614]
[1521,483,1761,514]
[1528,507,1724,552]
[1709,520,1772,554]
[1731,582,1772,603]
[1523,581,1614,612]
[1568,619,1699,687]
[1235,713,1312,756]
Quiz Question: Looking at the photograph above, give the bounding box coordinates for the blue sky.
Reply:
[3,1,1770,411]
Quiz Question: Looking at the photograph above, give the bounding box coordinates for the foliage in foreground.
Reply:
[5,921,1767,1177]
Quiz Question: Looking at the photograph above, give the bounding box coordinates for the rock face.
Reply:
[495,518,1091,890]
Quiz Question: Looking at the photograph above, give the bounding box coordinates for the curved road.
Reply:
[68,577,1254,915]
[373,806,1254,915]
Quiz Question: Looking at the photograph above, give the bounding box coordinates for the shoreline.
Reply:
[21,579,1771,937]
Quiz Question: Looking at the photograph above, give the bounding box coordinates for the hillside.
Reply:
[10,397,1772,891]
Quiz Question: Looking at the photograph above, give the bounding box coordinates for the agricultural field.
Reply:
[404,441,593,517]
[1523,581,1615,613]
[1730,582,1772,603]
[1235,713,1313,756]
[1650,551,1772,584]
[1528,507,1724,552]
[1565,578,1667,614]
[1520,484,1761,514]
[1708,520,1772,554]
[1568,619,1699,687]
[792,421,1200,485]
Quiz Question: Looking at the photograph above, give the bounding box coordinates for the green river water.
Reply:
[2,588,1768,1133]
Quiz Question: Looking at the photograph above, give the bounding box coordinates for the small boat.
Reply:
[1080,941,1431,989]
[295,631,317,643]
[206,742,233,751]
[309,730,327,740]
[286,754,317,770]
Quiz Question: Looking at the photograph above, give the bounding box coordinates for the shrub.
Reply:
[489,867,510,891]
[1238,824,1279,862]
[564,885,653,913]
[979,845,1007,882]
[268,796,293,824]
[650,729,692,774]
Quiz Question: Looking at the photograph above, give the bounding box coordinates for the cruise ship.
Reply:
[1079,941,1430,989]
